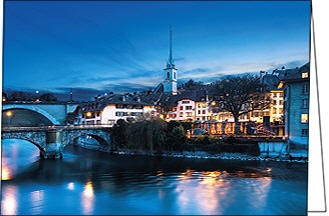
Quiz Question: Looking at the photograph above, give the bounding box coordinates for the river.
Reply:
[1,139,308,215]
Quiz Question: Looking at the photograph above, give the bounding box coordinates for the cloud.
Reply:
[179,67,224,81]
[53,87,110,102]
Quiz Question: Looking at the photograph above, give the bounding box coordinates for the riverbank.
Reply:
[76,142,308,163]
[110,148,308,163]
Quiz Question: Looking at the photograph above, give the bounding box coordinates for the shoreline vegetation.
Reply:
[110,148,308,163]
[93,118,308,163]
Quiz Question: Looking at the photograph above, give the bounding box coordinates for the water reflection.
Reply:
[1,185,18,215]
[1,139,40,180]
[67,182,75,190]
[1,143,308,215]
[176,169,232,215]
[81,181,94,214]
[1,161,12,180]
[30,190,45,215]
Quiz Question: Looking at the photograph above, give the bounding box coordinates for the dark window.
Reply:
[116,104,124,109]
[301,129,308,136]
[302,84,309,95]
[302,99,309,108]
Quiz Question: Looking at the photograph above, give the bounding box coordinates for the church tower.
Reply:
[163,26,178,95]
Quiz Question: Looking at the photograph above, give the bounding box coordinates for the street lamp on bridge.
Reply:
[6,111,13,127]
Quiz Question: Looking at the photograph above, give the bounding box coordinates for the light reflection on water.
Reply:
[81,181,94,215]
[1,139,40,181]
[1,140,308,215]
[1,185,18,215]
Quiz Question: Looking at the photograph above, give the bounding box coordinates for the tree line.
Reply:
[110,117,260,156]
[3,91,58,102]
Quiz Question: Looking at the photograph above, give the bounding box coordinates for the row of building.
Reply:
[67,28,309,146]
[69,63,309,147]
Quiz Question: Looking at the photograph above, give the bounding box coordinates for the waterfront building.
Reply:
[80,93,156,126]
[162,90,209,122]
[279,62,310,146]
[207,72,284,135]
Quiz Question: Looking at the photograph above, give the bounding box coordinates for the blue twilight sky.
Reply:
[3,0,310,101]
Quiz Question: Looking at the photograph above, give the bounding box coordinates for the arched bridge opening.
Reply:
[66,131,111,152]
[1,137,45,153]
[2,108,53,127]
[1,127,112,159]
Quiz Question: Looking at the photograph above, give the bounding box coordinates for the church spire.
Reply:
[163,25,178,95]
[167,25,175,68]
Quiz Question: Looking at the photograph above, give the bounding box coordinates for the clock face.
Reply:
[166,79,170,84]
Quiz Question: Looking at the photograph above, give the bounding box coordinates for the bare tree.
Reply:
[210,74,271,134]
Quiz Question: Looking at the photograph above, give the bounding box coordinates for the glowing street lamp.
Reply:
[36,90,40,102]
[6,111,12,127]
[6,111,12,117]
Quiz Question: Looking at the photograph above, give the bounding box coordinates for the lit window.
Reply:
[279,108,283,114]
[302,72,309,78]
[301,114,308,123]
[277,82,284,89]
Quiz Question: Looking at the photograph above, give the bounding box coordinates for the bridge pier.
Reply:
[40,150,63,159]
[40,130,64,159]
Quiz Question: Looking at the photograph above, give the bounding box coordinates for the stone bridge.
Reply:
[1,126,112,159]
[2,102,80,125]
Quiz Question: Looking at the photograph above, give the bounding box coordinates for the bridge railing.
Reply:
[1,124,113,132]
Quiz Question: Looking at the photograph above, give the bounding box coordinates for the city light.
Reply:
[6,111,12,117]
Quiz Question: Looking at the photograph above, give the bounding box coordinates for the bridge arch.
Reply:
[63,129,111,149]
[1,133,47,153]
[2,104,60,125]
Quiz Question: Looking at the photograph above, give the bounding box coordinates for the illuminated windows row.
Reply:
[115,112,143,116]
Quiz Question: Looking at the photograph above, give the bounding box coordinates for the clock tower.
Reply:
[163,26,178,95]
